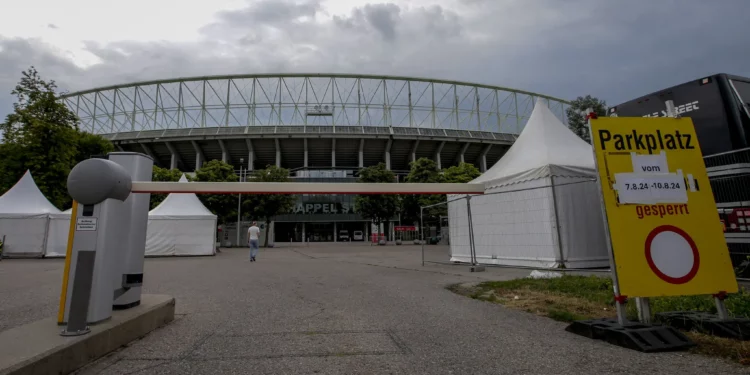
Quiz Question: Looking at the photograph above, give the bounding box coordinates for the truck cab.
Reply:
[338,230,350,241]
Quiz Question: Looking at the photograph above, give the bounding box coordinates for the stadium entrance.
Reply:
[274,221,377,243]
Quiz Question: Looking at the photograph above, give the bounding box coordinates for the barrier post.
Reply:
[636,298,652,324]
[715,292,730,320]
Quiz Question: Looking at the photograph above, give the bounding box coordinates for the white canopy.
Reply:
[0,171,61,257]
[449,101,608,269]
[146,174,217,256]
[0,170,61,215]
[474,100,595,187]
[149,175,215,219]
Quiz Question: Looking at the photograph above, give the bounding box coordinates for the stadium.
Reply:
[60,74,571,244]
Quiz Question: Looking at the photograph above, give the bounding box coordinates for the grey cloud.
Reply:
[0,37,85,117]
[201,0,323,43]
[362,4,401,41]
[47,24,58,29]
[333,3,404,42]
[219,0,321,25]
[1,0,749,122]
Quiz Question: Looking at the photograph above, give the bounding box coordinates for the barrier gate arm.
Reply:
[130,181,486,195]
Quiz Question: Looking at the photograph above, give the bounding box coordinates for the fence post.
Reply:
[420,207,424,266]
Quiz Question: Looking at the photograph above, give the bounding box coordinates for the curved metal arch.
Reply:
[60,73,570,103]
[61,73,570,135]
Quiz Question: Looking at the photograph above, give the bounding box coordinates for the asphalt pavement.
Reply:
[0,244,744,374]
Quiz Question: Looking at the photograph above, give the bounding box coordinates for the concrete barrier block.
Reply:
[0,294,175,375]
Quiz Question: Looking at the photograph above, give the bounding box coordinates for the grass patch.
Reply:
[449,275,750,364]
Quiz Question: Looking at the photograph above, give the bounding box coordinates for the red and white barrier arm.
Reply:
[130,181,486,195]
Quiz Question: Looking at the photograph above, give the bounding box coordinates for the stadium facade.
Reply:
[61,74,570,244]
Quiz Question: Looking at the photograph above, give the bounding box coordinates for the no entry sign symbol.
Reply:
[645,225,700,284]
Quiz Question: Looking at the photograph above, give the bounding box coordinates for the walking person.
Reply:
[248,221,260,262]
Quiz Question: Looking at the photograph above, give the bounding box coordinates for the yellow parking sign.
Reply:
[590,116,737,298]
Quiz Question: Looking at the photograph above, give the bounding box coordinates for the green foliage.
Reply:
[546,309,586,323]
[0,142,25,195]
[477,275,750,319]
[479,275,615,305]
[354,163,398,228]
[401,158,444,224]
[443,162,481,183]
[0,67,113,209]
[150,166,184,209]
[243,165,297,247]
[405,158,443,183]
[75,131,115,164]
[460,276,750,364]
[565,95,607,143]
[192,159,238,225]
[401,159,481,225]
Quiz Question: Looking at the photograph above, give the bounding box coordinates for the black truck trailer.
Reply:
[608,74,750,157]
[609,74,750,271]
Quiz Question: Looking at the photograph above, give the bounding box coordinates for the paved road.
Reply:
[0,245,744,374]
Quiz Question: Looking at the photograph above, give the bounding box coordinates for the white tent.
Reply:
[448,101,609,268]
[45,208,72,258]
[146,174,217,256]
[0,171,61,257]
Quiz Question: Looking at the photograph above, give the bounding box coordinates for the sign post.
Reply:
[585,109,628,326]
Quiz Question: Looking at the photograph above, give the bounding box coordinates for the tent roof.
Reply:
[149,174,216,218]
[473,100,595,185]
[0,170,61,214]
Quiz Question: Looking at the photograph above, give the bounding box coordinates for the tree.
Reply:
[566,95,607,143]
[150,166,184,209]
[401,158,444,224]
[354,163,398,240]
[0,67,115,209]
[0,67,80,208]
[191,160,238,225]
[443,162,481,183]
[75,131,115,164]
[243,165,297,248]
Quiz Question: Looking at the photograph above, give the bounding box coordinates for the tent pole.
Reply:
[236,165,243,247]
[41,216,51,258]
[550,176,565,268]
[466,196,476,266]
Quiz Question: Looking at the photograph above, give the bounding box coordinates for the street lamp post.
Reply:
[236,158,244,247]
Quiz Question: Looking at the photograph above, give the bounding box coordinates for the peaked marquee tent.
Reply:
[45,208,72,258]
[0,171,61,257]
[146,174,217,256]
[448,101,609,268]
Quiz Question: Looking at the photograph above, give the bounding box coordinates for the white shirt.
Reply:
[248,225,260,240]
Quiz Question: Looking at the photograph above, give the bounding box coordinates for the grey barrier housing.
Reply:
[109,153,154,309]
[61,153,153,336]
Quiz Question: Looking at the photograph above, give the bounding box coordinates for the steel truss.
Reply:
[59,74,570,135]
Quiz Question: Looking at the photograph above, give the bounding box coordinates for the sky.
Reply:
[0,0,748,122]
